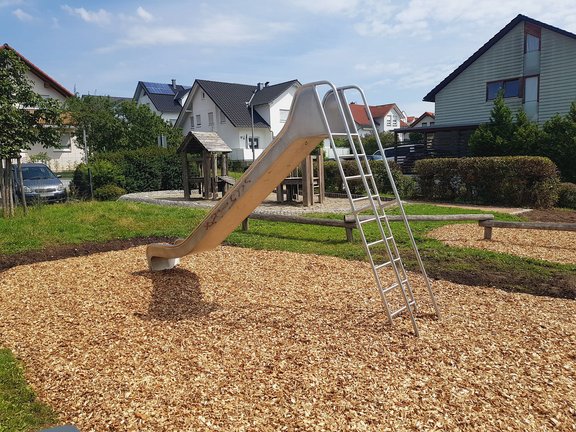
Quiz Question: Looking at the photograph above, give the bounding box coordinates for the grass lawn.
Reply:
[0,349,56,431]
[0,199,574,430]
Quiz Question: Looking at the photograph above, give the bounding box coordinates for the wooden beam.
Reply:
[181,153,190,200]
[479,219,576,240]
[344,213,494,224]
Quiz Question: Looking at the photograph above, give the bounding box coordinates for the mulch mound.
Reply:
[1,246,574,431]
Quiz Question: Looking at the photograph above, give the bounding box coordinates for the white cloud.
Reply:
[107,14,293,50]
[136,6,153,22]
[62,5,112,25]
[288,0,361,15]
[12,8,32,21]
[353,0,576,39]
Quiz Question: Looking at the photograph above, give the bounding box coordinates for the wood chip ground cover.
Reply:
[428,224,576,265]
[0,246,574,431]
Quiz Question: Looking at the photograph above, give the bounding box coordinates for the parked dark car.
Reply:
[369,144,417,161]
[13,163,67,203]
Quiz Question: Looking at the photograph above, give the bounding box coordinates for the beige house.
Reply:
[2,43,83,172]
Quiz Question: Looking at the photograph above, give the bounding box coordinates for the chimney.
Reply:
[171,79,177,90]
[257,82,264,91]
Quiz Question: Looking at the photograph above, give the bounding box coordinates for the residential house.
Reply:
[410,112,435,127]
[174,79,300,162]
[392,14,576,157]
[1,43,83,172]
[349,103,406,136]
[424,14,576,128]
[133,80,191,125]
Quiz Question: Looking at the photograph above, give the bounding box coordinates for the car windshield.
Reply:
[21,166,56,180]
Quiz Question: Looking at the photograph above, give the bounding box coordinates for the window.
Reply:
[486,78,521,100]
[190,116,195,129]
[421,122,427,127]
[55,134,72,152]
[430,121,435,126]
[201,91,205,99]
[524,76,539,102]
[392,119,398,127]
[208,112,214,126]
[196,114,201,126]
[247,137,259,149]
[220,109,226,123]
[280,109,289,123]
[386,115,392,126]
[525,23,541,52]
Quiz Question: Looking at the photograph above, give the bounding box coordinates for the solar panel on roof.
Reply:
[143,82,174,95]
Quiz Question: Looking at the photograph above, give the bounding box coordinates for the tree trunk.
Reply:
[0,159,6,218]
[17,157,27,214]
[1,158,16,218]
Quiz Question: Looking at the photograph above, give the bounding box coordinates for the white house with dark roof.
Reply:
[174,79,300,162]
[133,80,191,125]
[424,14,576,126]
[1,43,83,172]
[410,112,435,127]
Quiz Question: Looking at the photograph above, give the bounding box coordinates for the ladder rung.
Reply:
[352,194,379,203]
[367,239,385,248]
[390,300,417,318]
[374,257,401,270]
[332,132,359,137]
[345,174,372,181]
[358,214,387,224]
[384,278,408,292]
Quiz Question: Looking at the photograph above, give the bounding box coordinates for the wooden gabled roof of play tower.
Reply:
[178,131,232,154]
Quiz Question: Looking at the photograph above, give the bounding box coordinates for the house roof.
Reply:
[1,43,73,98]
[423,14,576,102]
[349,103,399,127]
[134,81,191,114]
[411,111,435,126]
[178,131,232,154]
[194,79,300,128]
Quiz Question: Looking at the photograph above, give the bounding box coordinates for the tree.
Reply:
[0,47,63,217]
[468,93,515,156]
[541,102,576,182]
[66,96,182,155]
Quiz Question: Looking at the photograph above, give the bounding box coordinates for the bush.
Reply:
[96,146,184,193]
[557,182,576,209]
[414,156,560,208]
[71,160,125,199]
[93,184,127,201]
[323,160,417,198]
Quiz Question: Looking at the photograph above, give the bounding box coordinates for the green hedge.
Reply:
[324,160,418,198]
[72,147,184,198]
[557,183,576,209]
[414,156,560,208]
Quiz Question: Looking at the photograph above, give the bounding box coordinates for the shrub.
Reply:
[96,146,184,193]
[557,182,576,209]
[28,152,51,164]
[323,160,417,198]
[414,156,560,208]
[93,184,127,201]
[71,160,125,199]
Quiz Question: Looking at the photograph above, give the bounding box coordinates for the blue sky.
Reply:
[2,0,576,116]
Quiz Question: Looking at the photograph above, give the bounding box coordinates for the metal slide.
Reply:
[147,82,331,271]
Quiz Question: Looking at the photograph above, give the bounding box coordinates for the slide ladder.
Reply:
[320,85,440,335]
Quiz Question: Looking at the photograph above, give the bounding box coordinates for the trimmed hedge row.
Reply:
[414,156,560,208]
[324,160,418,198]
[558,182,576,209]
[72,147,183,199]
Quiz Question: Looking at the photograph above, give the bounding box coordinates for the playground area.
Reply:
[1,245,574,430]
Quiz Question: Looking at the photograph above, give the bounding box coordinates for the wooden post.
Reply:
[202,150,210,200]
[181,153,190,200]
[301,155,313,206]
[483,226,493,240]
[211,153,218,200]
[276,181,284,202]
[16,157,27,214]
[317,149,325,204]
[242,218,249,231]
